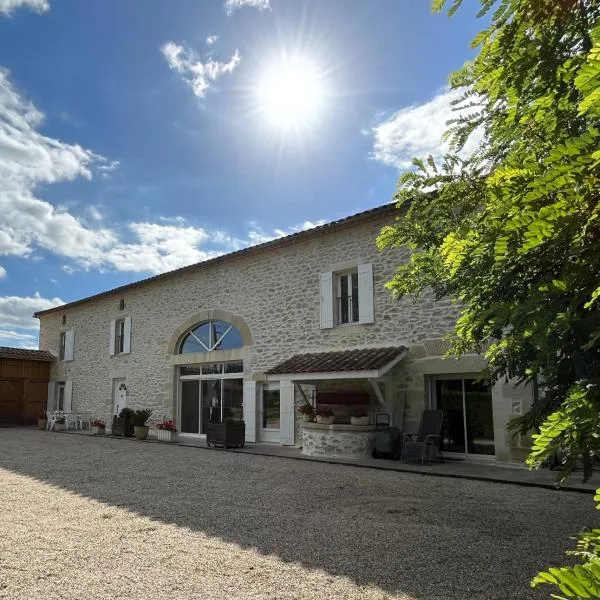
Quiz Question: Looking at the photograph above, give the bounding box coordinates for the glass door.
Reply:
[181,380,200,434]
[260,383,280,443]
[434,377,495,458]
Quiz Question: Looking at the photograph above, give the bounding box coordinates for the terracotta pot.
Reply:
[302,413,313,423]
[134,425,149,440]
[37,418,47,430]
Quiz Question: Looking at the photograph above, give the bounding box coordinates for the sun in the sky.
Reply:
[255,56,327,132]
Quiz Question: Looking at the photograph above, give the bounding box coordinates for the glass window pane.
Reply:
[224,361,243,373]
[351,273,359,322]
[223,379,244,422]
[436,379,465,453]
[180,365,201,376]
[262,390,280,429]
[202,363,223,375]
[213,321,244,351]
[464,379,494,455]
[201,379,221,431]
[181,381,199,433]
[181,336,207,354]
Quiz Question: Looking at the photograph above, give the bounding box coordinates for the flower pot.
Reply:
[54,423,65,431]
[37,418,47,430]
[316,415,334,425]
[302,413,313,423]
[134,425,149,440]
[157,429,176,443]
[92,426,106,436]
[351,416,369,426]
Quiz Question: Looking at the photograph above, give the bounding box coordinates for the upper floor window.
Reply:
[320,263,374,329]
[179,320,244,354]
[59,330,75,361]
[336,270,359,325]
[115,319,125,354]
[109,317,131,356]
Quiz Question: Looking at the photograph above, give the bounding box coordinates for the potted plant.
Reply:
[37,411,48,430]
[298,402,314,423]
[130,409,154,440]
[90,419,106,435]
[53,414,66,431]
[316,407,335,425]
[156,420,177,443]
[350,410,369,426]
[112,407,135,437]
[206,418,245,448]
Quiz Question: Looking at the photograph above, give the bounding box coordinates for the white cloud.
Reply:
[206,35,218,45]
[224,0,270,14]
[161,41,240,98]
[370,87,483,169]
[0,265,5,278]
[0,0,48,16]
[86,205,103,221]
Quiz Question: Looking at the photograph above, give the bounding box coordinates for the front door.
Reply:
[112,379,127,416]
[259,383,280,443]
[434,376,495,458]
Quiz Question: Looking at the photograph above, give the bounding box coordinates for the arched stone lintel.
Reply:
[167,309,253,355]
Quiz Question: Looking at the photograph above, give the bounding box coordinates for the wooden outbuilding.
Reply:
[0,347,54,425]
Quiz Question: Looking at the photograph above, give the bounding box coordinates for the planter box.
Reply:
[54,423,65,431]
[156,429,177,443]
[316,415,334,425]
[351,416,369,426]
[37,418,47,430]
[92,426,106,436]
[302,414,313,423]
[206,421,245,448]
[111,416,134,437]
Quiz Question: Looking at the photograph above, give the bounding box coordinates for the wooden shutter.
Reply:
[319,271,334,329]
[243,380,257,443]
[64,381,73,413]
[358,263,374,324]
[279,379,295,446]
[123,316,132,354]
[64,329,75,361]
[46,381,55,413]
[109,320,116,356]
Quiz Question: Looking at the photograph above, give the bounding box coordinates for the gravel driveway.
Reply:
[0,429,596,600]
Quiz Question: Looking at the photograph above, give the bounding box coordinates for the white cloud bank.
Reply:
[161,42,240,98]
[224,0,270,15]
[0,0,48,16]
[370,87,483,170]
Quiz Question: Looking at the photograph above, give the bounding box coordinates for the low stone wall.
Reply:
[302,423,375,459]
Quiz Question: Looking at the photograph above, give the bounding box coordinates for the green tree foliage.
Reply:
[378,0,600,482]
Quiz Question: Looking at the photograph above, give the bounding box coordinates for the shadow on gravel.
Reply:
[0,429,595,600]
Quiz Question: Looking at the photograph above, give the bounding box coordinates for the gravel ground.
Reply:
[0,429,596,600]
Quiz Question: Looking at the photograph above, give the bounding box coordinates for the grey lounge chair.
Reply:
[402,409,444,463]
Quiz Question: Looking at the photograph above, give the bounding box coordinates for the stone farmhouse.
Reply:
[34,203,533,463]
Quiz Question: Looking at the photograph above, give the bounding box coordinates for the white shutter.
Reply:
[123,316,132,354]
[109,320,116,356]
[64,380,73,413]
[243,380,257,443]
[46,381,55,413]
[64,329,75,361]
[319,271,334,329]
[358,263,374,324]
[279,379,295,446]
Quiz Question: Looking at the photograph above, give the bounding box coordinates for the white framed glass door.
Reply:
[432,375,495,458]
[259,382,280,443]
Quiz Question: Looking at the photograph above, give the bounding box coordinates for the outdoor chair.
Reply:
[46,410,65,431]
[402,409,444,464]
[66,412,85,431]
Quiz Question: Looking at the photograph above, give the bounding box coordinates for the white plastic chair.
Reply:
[46,411,65,431]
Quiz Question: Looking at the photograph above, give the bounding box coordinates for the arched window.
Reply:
[179,320,244,354]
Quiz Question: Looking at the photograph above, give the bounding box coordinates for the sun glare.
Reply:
[256,58,326,131]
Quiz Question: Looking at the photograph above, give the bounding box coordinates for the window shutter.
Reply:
[109,320,116,356]
[242,380,257,443]
[64,381,73,413]
[123,316,132,354]
[358,263,374,324]
[279,379,295,446]
[64,329,75,361]
[46,381,55,413]
[319,271,334,329]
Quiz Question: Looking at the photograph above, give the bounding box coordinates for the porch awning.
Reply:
[265,346,407,381]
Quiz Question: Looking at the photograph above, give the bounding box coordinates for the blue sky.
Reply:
[0,0,482,347]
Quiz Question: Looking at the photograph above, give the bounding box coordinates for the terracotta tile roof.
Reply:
[0,347,55,361]
[266,346,406,375]
[34,202,398,318]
